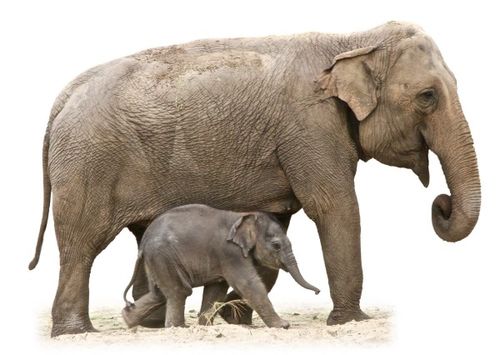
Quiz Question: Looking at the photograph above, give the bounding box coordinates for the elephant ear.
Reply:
[317,46,378,121]
[227,214,258,258]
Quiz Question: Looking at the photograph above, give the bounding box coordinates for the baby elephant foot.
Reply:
[138,306,166,328]
[165,321,187,328]
[121,305,141,328]
[327,308,370,325]
[268,318,290,329]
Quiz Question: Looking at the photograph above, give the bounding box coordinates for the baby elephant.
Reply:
[122,204,319,329]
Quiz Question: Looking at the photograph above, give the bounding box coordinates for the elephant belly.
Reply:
[117,158,302,226]
[162,170,301,216]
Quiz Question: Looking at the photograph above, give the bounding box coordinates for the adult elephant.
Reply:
[29,21,481,336]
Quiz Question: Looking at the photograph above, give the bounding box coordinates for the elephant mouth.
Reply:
[279,261,289,272]
[405,129,430,187]
[412,130,431,187]
[386,144,429,187]
[372,129,430,187]
[411,147,430,187]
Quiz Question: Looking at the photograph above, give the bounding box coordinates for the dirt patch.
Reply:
[38,307,391,346]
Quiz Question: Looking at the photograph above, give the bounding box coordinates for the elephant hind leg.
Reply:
[127,222,151,299]
[51,261,97,336]
[127,222,167,328]
[50,190,122,337]
[147,256,193,328]
[121,285,165,328]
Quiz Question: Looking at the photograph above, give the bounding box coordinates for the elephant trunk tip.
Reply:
[28,257,39,270]
[432,193,479,243]
[286,263,321,295]
[300,283,321,295]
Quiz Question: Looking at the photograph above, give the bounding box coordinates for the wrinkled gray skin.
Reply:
[121,204,319,329]
[29,21,481,337]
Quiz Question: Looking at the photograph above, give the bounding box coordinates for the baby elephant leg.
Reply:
[156,278,192,327]
[122,286,165,328]
[228,275,289,329]
[198,281,229,325]
[220,266,278,325]
[164,294,188,327]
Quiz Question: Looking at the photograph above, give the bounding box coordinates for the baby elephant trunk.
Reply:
[282,251,320,295]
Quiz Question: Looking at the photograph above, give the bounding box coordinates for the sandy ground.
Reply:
[38,306,391,347]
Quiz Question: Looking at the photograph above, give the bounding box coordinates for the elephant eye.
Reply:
[417,88,437,108]
[271,241,281,251]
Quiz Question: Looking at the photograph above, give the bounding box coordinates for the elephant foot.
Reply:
[51,317,98,337]
[138,305,166,328]
[121,307,141,328]
[219,302,253,325]
[139,318,165,328]
[123,304,166,329]
[267,318,290,329]
[326,308,370,325]
[165,322,188,328]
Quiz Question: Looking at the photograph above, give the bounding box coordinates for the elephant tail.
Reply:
[28,128,51,270]
[123,250,144,307]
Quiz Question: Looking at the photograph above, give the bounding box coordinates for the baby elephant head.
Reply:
[227,213,320,295]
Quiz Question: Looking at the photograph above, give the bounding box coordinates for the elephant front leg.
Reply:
[219,266,278,325]
[226,269,289,329]
[313,197,369,325]
[219,213,289,324]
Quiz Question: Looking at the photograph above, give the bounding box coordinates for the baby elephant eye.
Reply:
[271,241,281,251]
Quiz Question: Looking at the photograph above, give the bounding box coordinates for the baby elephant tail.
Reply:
[123,250,144,308]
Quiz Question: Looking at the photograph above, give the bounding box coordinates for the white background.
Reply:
[1,0,499,354]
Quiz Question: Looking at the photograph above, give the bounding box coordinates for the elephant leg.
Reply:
[219,213,291,325]
[145,248,192,328]
[51,259,95,336]
[121,285,165,328]
[198,281,229,325]
[128,222,166,328]
[225,268,289,329]
[219,266,278,325]
[158,280,191,328]
[314,199,369,325]
[164,295,188,328]
[51,192,120,337]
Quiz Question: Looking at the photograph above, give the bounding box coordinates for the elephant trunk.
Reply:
[282,250,320,294]
[423,98,481,242]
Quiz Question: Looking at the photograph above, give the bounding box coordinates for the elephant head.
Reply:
[317,23,480,242]
[227,213,320,294]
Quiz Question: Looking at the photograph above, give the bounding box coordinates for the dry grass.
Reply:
[199,299,248,324]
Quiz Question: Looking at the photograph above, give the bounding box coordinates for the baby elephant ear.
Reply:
[227,214,258,258]
[316,45,378,121]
